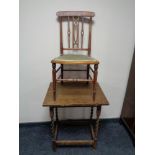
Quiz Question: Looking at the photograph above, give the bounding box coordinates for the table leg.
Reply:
[93,106,101,149]
[55,107,59,122]
[90,106,94,120]
[50,107,56,151]
[93,64,98,101]
[52,63,56,100]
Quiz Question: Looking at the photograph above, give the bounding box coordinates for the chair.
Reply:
[51,11,99,101]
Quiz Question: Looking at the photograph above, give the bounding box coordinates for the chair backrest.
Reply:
[56,11,95,56]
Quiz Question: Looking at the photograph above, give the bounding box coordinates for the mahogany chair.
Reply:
[51,11,99,101]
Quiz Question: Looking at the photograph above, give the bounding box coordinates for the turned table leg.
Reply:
[93,64,98,101]
[52,63,56,100]
[90,106,94,120]
[93,106,101,149]
[49,107,56,151]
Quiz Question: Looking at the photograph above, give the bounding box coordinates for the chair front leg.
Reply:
[87,64,90,84]
[93,64,98,101]
[52,63,56,101]
[61,64,63,84]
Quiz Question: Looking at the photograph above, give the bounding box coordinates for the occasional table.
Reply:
[43,82,109,151]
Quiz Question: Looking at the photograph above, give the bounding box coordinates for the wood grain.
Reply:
[43,82,109,107]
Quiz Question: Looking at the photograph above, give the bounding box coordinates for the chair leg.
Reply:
[93,106,101,149]
[87,64,90,84]
[52,63,56,101]
[61,64,63,84]
[93,64,98,101]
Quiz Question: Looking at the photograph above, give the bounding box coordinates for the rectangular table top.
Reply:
[43,82,109,107]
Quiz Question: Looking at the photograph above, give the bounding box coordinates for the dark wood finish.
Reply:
[57,13,93,55]
[43,82,109,107]
[51,63,99,101]
[52,11,98,101]
[42,82,109,151]
[121,52,135,139]
[46,11,107,150]
[49,107,54,139]
[48,106,102,149]
[94,106,101,148]
[49,107,56,151]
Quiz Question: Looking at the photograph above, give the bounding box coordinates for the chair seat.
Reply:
[51,54,99,64]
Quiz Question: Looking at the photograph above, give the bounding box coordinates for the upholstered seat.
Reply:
[51,54,99,64]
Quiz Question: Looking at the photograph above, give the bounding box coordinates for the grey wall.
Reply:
[19,0,135,123]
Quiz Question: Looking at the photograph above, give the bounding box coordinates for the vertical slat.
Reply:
[88,17,92,56]
[76,16,79,48]
[72,16,79,48]
[60,17,63,55]
[67,16,70,48]
[72,17,75,48]
[81,17,84,48]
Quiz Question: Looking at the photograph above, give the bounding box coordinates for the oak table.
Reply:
[43,82,109,151]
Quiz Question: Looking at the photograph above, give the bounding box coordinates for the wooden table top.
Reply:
[43,82,109,107]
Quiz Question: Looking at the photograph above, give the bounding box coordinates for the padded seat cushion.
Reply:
[51,54,99,64]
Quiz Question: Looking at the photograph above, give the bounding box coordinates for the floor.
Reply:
[19,120,135,155]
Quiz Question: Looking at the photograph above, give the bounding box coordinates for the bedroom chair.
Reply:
[51,11,99,101]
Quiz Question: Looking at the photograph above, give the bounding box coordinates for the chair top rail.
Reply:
[56,11,95,17]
